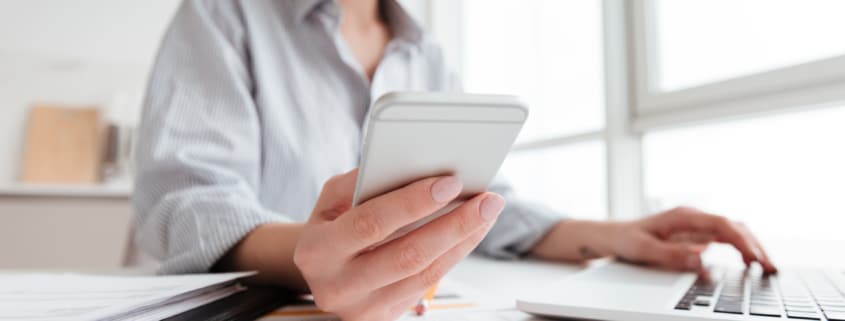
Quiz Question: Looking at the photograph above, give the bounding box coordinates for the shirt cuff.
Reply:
[475,198,564,260]
[142,196,291,275]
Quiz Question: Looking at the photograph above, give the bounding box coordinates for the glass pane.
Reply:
[644,106,845,241]
[463,0,605,142]
[653,0,845,91]
[500,141,607,220]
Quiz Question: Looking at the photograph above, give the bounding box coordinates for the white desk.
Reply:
[4,240,842,320]
[443,255,585,320]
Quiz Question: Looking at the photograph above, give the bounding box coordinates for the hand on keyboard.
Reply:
[612,206,778,273]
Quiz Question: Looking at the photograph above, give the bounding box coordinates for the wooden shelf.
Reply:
[0,183,131,198]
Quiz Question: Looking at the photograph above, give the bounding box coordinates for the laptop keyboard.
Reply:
[675,268,845,320]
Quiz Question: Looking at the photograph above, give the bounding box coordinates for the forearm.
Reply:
[214,222,309,292]
[530,220,623,262]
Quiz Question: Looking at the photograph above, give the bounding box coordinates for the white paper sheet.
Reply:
[121,283,245,321]
[0,271,253,321]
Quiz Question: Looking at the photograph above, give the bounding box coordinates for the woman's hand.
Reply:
[294,169,505,321]
[531,206,777,273]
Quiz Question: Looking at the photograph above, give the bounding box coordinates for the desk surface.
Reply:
[441,255,586,320]
[4,239,843,321]
[451,255,584,302]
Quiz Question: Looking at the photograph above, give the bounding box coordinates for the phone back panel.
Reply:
[353,92,528,207]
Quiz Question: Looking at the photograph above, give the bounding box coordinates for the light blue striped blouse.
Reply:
[133,0,562,274]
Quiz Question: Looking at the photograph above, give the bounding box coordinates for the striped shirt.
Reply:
[133,0,562,274]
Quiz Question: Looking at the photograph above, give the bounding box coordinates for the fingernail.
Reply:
[431,176,462,203]
[686,254,701,270]
[480,194,505,222]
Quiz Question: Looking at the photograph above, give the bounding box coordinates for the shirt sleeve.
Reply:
[132,0,288,274]
[423,40,566,259]
[476,177,564,259]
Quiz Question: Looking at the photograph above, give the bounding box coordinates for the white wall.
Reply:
[0,0,180,184]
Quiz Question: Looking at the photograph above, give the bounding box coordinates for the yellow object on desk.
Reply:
[414,283,440,316]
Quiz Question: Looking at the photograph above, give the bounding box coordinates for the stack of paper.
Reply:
[0,272,254,320]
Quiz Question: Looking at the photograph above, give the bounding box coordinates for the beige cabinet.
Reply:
[0,192,133,269]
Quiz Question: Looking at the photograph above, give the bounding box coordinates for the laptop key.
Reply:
[715,304,743,314]
[674,303,691,310]
[785,299,815,306]
[752,299,780,306]
[785,310,821,320]
[821,303,845,309]
[675,298,693,310]
[693,297,711,306]
[787,304,818,311]
[787,307,820,313]
[823,306,845,312]
[750,306,782,317]
[825,311,845,321]
[817,300,845,306]
[719,298,744,304]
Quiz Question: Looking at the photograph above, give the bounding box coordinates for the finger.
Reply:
[650,210,761,264]
[388,292,425,318]
[331,175,464,253]
[712,221,761,266]
[311,168,359,222]
[737,223,778,273]
[627,234,704,271]
[370,221,494,305]
[350,193,504,289]
[666,231,715,245]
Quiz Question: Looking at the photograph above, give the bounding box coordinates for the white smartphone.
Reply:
[353,92,528,245]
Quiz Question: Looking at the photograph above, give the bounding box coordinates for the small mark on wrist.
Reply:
[579,246,601,259]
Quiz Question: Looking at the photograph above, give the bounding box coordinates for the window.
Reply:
[644,105,845,240]
[635,0,845,240]
[463,0,605,142]
[460,0,608,218]
[633,0,845,128]
[420,0,845,238]
[653,0,845,92]
[501,142,607,220]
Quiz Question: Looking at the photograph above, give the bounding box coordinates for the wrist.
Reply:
[530,219,623,262]
[215,222,309,291]
[570,220,620,259]
[592,220,626,258]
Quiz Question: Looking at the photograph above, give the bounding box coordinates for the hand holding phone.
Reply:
[295,169,504,321]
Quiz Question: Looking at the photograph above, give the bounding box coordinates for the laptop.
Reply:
[517,262,845,321]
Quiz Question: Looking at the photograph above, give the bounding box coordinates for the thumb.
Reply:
[643,239,703,271]
[311,168,359,222]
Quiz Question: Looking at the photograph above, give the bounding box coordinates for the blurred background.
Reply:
[1,0,844,269]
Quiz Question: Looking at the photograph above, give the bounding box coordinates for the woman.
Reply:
[134,0,776,320]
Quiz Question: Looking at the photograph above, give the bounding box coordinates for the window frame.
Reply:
[630,0,845,130]
[422,0,642,220]
[420,0,845,220]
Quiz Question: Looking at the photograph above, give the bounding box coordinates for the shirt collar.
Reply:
[293,0,330,22]
[294,0,424,49]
